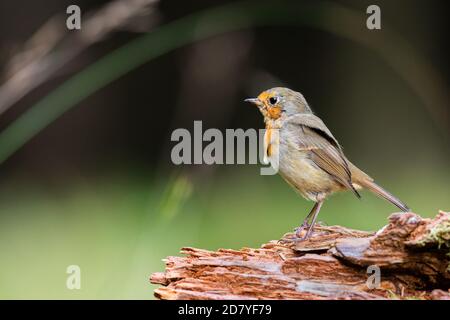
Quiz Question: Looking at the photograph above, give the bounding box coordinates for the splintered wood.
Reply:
[150,211,450,300]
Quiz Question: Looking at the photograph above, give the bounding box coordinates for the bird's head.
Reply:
[245,87,312,121]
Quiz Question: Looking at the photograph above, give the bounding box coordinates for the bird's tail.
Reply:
[357,179,410,212]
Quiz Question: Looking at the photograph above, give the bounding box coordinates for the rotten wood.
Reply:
[150,211,450,300]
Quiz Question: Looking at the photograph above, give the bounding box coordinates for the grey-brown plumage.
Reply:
[246,87,410,240]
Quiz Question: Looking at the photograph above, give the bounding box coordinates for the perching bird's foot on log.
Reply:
[150,211,450,300]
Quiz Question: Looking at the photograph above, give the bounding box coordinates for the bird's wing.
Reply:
[287,114,360,197]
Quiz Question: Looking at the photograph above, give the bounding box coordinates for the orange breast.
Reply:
[264,124,280,159]
[265,126,272,157]
[265,127,272,157]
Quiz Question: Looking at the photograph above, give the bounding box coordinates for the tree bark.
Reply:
[150,211,450,300]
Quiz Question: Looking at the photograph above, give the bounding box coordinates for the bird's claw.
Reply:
[294,222,309,238]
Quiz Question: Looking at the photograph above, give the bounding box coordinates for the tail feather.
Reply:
[358,179,410,212]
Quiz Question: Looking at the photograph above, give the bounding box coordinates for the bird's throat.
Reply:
[267,106,282,119]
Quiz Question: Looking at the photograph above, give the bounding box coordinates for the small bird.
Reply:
[246,87,409,240]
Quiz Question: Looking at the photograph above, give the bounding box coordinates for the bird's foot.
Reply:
[295,223,317,241]
[278,223,316,244]
[296,232,312,242]
[295,222,310,238]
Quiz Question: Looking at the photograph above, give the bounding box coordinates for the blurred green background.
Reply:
[0,0,448,299]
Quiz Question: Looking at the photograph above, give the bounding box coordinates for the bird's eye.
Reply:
[268,96,278,105]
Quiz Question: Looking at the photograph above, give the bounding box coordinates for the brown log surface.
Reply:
[150,211,450,300]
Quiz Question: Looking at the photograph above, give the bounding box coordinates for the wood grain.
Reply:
[150,211,450,300]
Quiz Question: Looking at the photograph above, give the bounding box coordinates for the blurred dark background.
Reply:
[0,0,448,298]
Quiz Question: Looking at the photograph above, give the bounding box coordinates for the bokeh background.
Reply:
[0,0,448,299]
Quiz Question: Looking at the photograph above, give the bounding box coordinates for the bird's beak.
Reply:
[244,98,262,106]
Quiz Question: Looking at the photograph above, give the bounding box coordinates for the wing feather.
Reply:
[288,114,360,197]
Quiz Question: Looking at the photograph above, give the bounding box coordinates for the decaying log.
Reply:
[150,211,450,300]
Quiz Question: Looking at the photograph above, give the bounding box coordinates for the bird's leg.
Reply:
[294,206,315,236]
[303,201,323,240]
[295,201,323,240]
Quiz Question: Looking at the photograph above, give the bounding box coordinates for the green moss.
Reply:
[430,220,450,248]
[386,290,425,300]
[413,219,450,273]
[415,219,450,249]
[386,290,426,300]
[404,295,426,300]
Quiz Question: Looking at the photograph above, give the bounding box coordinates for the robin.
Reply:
[245,87,410,240]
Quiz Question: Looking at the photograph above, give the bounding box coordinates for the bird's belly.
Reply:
[278,148,338,201]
